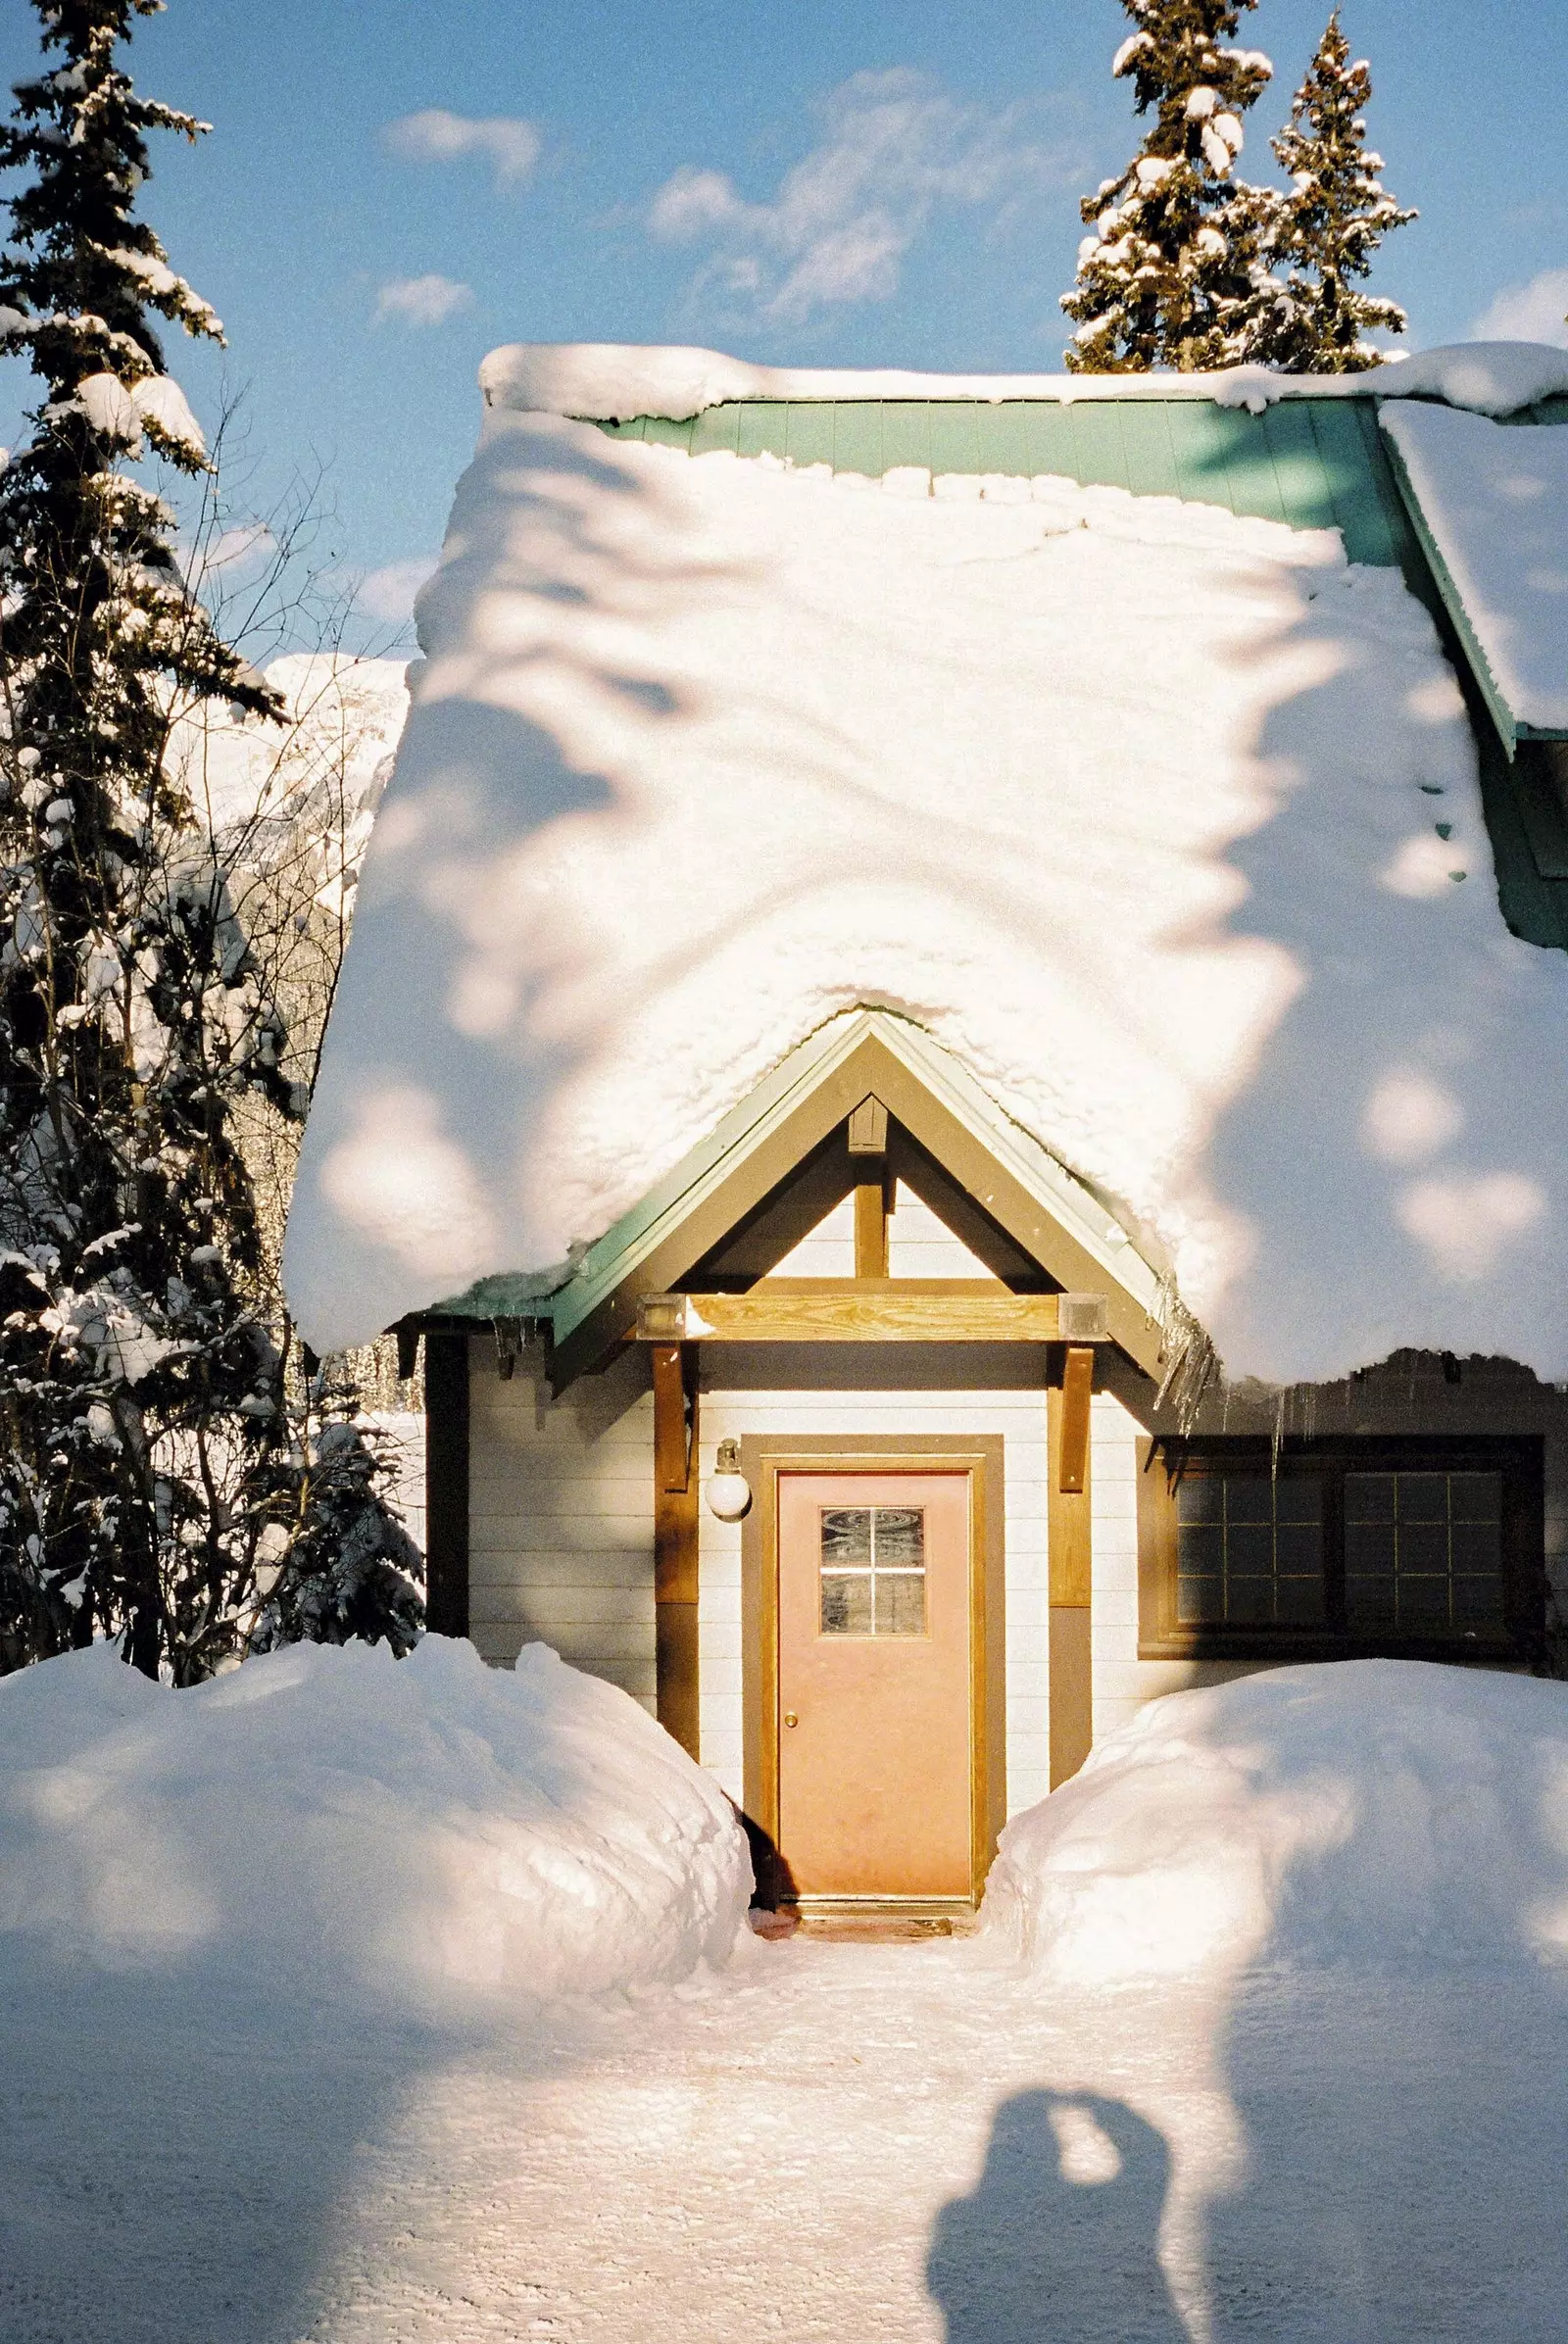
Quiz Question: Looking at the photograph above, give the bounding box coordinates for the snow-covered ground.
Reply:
[4,1652,1566,2341]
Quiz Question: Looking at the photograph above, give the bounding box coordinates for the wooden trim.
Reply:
[646,1287,1081,1343]
[653,1344,700,1755]
[1048,1609,1093,1790]
[1057,1344,1095,1493]
[853,1176,890,1279]
[423,1330,470,1639]
[739,1434,1006,1906]
[1135,1433,1546,1663]
[1048,1384,1093,1608]
[548,1026,1166,1388]
[1048,1378,1093,1787]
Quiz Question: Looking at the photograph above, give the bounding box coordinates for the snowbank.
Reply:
[284,410,1568,1381]
[0,1637,751,2007]
[981,1661,1568,1981]
[479,338,1568,424]
[1382,403,1568,733]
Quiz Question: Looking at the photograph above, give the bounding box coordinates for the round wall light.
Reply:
[705,1437,752,1522]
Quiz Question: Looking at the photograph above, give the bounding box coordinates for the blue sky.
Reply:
[2,0,1565,646]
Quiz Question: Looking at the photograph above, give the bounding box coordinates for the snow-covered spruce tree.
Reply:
[1244,11,1415,371]
[0,1,420,1679]
[1061,0,1276,371]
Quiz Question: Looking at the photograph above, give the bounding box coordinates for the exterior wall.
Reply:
[464,1335,1568,1819]
[770,1182,993,1279]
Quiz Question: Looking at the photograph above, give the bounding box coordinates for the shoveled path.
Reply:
[2,1933,1566,2342]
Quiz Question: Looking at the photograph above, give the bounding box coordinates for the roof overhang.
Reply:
[431,1011,1169,1389]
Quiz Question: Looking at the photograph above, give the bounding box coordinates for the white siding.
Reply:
[766,1184,993,1281]
[464,1336,1568,1823]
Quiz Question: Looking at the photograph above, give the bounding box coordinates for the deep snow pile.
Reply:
[1382,403,1568,732]
[0,1637,751,2005]
[981,1660,1568,1981]
[478,338,1568,423]
[284,406,1568,1382]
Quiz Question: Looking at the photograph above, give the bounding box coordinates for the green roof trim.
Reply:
[601,395,1428,571]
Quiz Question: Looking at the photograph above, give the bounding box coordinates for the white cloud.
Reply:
[358,556,438,627]
[178,522,276,585]
[1396,1171,1546,1283]
[647,68,1068,321]
[384,108,541,189]
[1471,267,1568,349]
[375,273,474,328]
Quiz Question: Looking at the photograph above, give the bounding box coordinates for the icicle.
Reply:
[1152,1273,1219,1434]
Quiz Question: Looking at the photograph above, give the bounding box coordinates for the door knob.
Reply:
[783,1711,799,1729]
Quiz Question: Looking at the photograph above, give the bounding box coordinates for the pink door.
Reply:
[776,1472,973,1901]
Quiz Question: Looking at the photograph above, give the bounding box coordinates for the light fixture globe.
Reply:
[705,1438,752,1522]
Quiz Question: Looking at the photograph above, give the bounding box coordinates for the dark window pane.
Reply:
[1228,1524,1275,1574]
[1450,1474,1501,1525]
[820,1508,871,1566]
[1398,1577,1450,1627]
[1276,1575,1327,1626]
[820,1573,871,1636]
[1226,1479,1274,1526]
[873,1507,924,1566]
[1396,1473,1447,1523]
[1275,1523,1325,1575]
[1177,1576,1225,1624]
[1346,1522,1396,1575]
[1453,1576,1504,1625]
[1176,1524,1225,1576]
[1346,1474,1396,1524]
[875,1573,926,1636]
[1398,1523,1448,1574]
[1450,1521,1502,1573]
[1176,1475,1226,1524]
[1347,1576,1398,1623]
[1227,1577,1276,1624]
[1276,1480,1325,1525]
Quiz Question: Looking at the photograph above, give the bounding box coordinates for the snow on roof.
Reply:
[282,412,1568,1384]
[1381,403,1568,744]
[479,339,1568,425]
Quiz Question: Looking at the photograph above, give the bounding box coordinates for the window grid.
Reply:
[1142,1438,1537,1660]
[1344,1470,1503,1632]
[819,1505,927,1637]
[1175,1472,1325,1628]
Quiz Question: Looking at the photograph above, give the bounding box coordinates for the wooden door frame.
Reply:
[739,1433,1007,1909]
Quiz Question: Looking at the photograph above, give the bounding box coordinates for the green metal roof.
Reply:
[598,394,1568,955]
[602,395,1427,570]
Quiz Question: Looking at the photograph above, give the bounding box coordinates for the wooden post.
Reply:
[1048,1357,1095,1788]
[848,1093,891,1279]
[423,1329,470,1640]
[652,1343,701,1759]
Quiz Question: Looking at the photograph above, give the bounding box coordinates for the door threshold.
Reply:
[770,1896,978,1942]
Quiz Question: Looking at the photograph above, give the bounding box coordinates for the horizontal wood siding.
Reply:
[467,1340,657,1706]
[464,1339,1568,1818]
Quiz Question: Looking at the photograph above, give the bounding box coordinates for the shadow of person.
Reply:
[927,2089,1188,2343]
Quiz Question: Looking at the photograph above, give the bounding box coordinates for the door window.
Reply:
[819,1505,927,1636]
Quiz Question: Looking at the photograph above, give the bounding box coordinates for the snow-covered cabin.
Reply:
[284,339,1568,1920]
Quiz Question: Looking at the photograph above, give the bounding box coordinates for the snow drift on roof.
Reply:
[982,1659,1568,1980]
[1381,403,1568,738]
[283,415,1568,1382]
[479,339,1568,425]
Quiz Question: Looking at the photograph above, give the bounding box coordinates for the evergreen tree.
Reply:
[1062,0,1276,371]
[0,2,420,1679]
[1246,11,1415,371]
